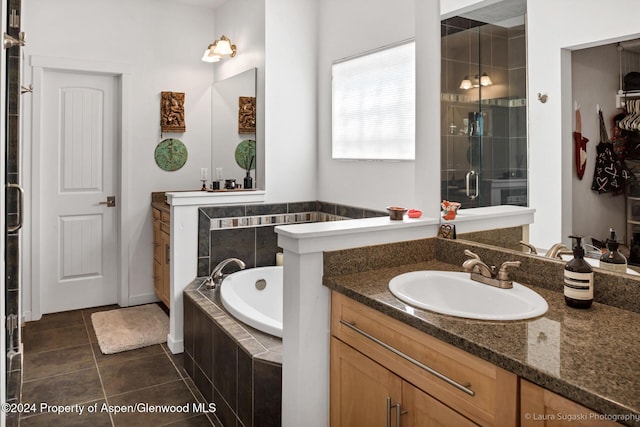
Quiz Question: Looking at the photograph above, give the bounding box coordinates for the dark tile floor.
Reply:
[19,304,221,427]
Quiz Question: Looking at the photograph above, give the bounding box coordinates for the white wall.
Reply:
[263,0,318,203]
[317,0,418,212]
[417,0,445,217]
[571,44,626,242]
[22,0,215,312]
[527,0,640,249]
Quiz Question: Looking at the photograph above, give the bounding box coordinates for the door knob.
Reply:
[3,32,25,49]
[99,196,116,207]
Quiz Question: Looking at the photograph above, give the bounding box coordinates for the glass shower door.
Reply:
[441,11,528,209]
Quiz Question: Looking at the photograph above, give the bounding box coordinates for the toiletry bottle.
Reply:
[599,228,627,273]
[564,235,593,309]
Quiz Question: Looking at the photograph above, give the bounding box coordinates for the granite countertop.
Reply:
[323,260,640,426]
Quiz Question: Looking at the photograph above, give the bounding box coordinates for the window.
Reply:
[332,40,415,160]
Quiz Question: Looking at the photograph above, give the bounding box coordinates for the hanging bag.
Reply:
[591,110,635,194]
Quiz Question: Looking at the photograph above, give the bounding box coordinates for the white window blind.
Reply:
[332,40,415,160]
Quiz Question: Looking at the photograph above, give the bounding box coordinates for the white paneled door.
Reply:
[40,70,119,313]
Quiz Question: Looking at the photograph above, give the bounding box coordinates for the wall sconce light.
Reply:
[459,72,493,90]
[201,35,237,63]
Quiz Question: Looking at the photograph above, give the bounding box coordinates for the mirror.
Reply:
[441,2,640,278]
[211,67,257,189]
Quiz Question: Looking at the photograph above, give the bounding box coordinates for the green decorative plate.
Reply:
[234,139,256,171]
[155,138,188,171]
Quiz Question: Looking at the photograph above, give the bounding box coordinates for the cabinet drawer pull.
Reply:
[386,397,406,427]
[340,319,474,397]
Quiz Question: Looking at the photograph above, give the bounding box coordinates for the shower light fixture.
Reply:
[459,72,493,90]
[459,76,472,90]
[202,35,237,63]
[479,72,493,86]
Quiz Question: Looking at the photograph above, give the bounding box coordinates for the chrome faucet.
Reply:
[544,243,572,259]
[462,250,495,278]
[462,249,521,289]
[204,258,246,290]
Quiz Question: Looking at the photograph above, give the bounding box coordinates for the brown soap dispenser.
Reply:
[564,235,593,309]
[599,228,627,273]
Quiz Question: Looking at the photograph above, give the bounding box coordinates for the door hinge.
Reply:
[6,314,18,333]
[9,9,20,29]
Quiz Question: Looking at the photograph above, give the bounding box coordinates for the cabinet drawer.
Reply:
[521,380,621,426]
[331,291,517,426]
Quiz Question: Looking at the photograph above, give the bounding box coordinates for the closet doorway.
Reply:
[570,39,640,250]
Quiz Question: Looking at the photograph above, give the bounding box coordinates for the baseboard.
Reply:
[127,292,161,307]
[22,311,35,322]
[167,334,184,354]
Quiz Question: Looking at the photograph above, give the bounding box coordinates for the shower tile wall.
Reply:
[441,17,527,208]
[5,0,22,424]
[197,201,386,277]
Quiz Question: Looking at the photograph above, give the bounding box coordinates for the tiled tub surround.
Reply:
[323,237,640,426]
[183,279,282,427]
[197,201,386,277]
[185,201,386,424]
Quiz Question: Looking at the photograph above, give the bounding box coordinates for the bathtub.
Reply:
[219,266,283,338]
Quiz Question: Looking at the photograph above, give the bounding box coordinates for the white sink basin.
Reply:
[389,271,548,321]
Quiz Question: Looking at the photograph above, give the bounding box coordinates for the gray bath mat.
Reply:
[91,304,169,354]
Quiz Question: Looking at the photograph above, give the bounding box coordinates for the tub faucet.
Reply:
[204,258,246,290]
[462,249,521,289]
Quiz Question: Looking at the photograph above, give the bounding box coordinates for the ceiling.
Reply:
[460,0,526,27]
[172,0,227,9]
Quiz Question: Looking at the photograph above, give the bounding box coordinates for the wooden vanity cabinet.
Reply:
[521,380,621,426]
[152,207,170,308]
[331,337,475,427]
[330,291,518,426]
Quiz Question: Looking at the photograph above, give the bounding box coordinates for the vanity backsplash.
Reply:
[324,235,640,315]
